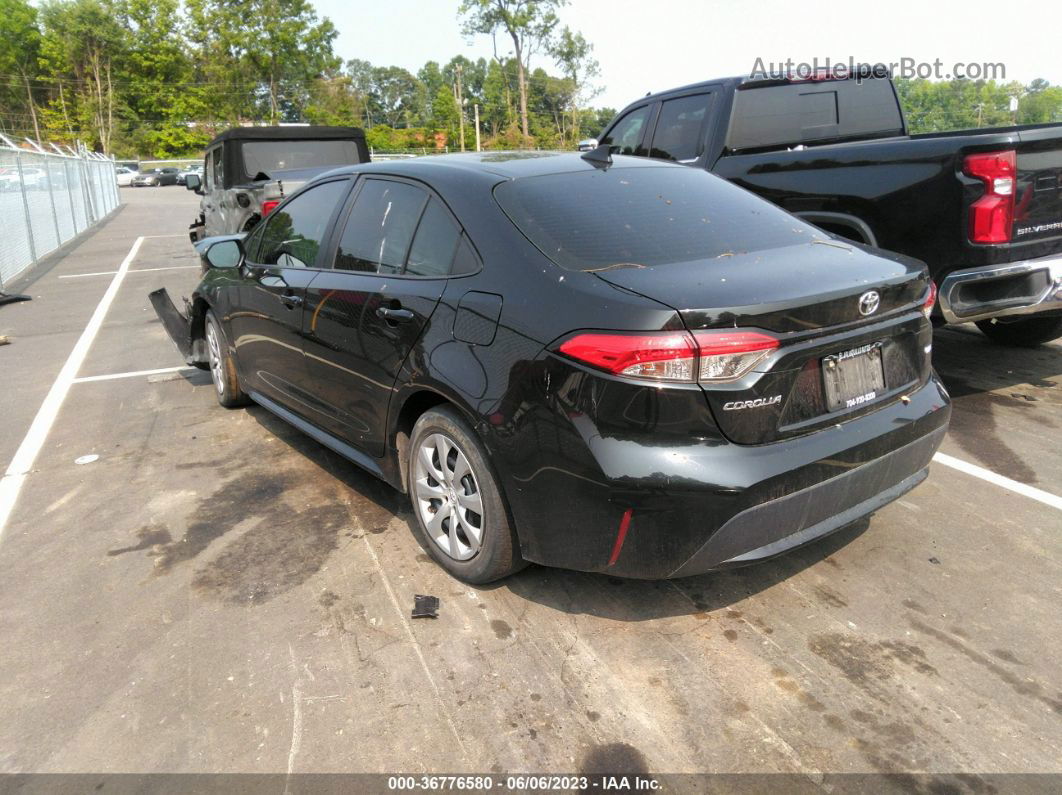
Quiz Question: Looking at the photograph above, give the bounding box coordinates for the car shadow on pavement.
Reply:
[246,401,874,621]
[930,325,1060,485]
[931,325,1061,395]
[246,404,410,519]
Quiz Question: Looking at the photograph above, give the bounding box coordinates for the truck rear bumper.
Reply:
[938,253,1062,324]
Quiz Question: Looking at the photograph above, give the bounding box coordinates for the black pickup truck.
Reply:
[591,73,1062,346]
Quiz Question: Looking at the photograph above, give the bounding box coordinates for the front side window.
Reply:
[601,106,652,156]
[254,180,349,268]
[334,180,428,273]
[649,94,711,162]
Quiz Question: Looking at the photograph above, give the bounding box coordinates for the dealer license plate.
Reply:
[823,342,886,411]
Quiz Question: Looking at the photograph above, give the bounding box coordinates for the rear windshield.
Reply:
[240,140,362,177]
[727,78,903,151]
[494,166,818,271]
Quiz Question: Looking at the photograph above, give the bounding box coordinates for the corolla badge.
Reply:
[723,395,782,411]
[858,290,881,316]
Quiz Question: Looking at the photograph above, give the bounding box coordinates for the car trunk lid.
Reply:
[593,241,932,444]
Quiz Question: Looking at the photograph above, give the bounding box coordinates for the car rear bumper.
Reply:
[666,427,941,576]
[938,253,1062,324]
[503,373,950,579]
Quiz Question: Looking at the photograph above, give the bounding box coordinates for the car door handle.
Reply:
[376,306,414,323]
[280,293,303,309]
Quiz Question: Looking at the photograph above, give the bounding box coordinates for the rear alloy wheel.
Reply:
[409,407,523,583]
[975,316,1062,347]
[205,310,250,408]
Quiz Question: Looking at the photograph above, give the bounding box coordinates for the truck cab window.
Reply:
[601,106,651,156]
[649,94,711,162]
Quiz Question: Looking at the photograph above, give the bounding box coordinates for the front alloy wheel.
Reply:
[204,310,249,408]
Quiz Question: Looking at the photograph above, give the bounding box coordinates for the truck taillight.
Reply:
[557,330,778,383]
[922,280,937,319]
[261,199,281,216]
[963,150,1015,243]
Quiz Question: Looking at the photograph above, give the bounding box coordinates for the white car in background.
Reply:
[116,166,138,187]
[176,165,203,185]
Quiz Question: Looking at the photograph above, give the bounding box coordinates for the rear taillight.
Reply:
[557,330,778,383]
[558,332,698,381]
[963,150,1015,243]
[922,280,937,319]
[261,199,281,216]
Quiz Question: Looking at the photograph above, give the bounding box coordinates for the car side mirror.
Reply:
[204,239,244,269]
[577,138,599,152]
[185,173,201,192]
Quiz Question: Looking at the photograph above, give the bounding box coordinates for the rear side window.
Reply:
[241,140,362,179]
[406,199,460,277]
[204,151,214,190]
[649,94,711,162]
[494,166,818,271]
[212,148,224,188]
[253,180,349,268]
[727,78,904,151]
[601,106,651,156]
[334,179,427,273]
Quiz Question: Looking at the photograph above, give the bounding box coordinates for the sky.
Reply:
[314,0,1062,113]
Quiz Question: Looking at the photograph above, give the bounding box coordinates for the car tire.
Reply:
[205,310,250,408]
[975,316,1062,347]
[408,407,525,584]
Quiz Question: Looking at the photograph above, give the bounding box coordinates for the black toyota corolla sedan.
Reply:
[150,151,950,583]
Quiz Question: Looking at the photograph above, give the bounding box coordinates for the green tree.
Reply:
[431,83,459,144]
[370,66,425,127]
[120,0,207,156]
[549,26,598,145]
[39,0,126,151]
[459,0,564,142]
[1018,80,1062,124]
[185,0,338,124]
[0,0,44,141]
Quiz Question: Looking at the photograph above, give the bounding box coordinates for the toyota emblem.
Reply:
[858,290,881,316]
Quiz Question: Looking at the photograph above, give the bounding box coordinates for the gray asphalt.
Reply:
[0,187,1059,780]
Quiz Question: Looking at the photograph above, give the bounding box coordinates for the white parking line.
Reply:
[59,265,198,279]
[933,452,1062,511]
[0,237,145,541]
[73,366,194,383]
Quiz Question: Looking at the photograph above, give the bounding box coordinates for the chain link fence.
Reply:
[0,138,120,290]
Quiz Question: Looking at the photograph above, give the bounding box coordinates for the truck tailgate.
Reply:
[1014,129,1062,246]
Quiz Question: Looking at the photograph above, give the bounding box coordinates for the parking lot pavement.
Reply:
[0,187,1059,778]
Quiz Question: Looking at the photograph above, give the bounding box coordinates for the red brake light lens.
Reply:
[922,280,937,319]
[261,199,281,216]
[558,332,698,381]
[557,330,778,382]
[963,150,1016,243]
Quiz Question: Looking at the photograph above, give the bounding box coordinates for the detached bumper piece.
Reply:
[938,254,1062,324]
[148,288,197,364]
[668,425,946,577]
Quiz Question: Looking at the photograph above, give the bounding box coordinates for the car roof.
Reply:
[317,151,686,188]
[206,125,366,147]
